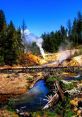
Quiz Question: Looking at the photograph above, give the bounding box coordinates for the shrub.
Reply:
[7,98,15,110]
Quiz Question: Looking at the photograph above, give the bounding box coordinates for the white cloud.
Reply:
[24,29,31,35]
[21,29,31,35]
[21,28,43,44]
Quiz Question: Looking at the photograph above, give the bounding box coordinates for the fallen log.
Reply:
[55,81,65,101]
[42,93,59,110]
[43,80,65,110]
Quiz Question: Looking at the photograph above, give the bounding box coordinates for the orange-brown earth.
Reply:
[0,49,81,67]
[0,72,43,103]
[0,49,82,116]
[0,109,18,117]
[0,49,82,103]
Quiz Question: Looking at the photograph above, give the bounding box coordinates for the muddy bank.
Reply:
[0,72,43,103]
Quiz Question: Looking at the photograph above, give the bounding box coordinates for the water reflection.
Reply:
[14,80,49,111]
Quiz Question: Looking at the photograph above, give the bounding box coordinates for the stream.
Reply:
[64,74,82,81]
[14,80,49,111]
[14,74,82,112]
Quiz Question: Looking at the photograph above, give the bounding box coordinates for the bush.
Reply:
[27,77,34,82]
[46,77,58,82]
[61,82,74,90]
[8,98,15,109]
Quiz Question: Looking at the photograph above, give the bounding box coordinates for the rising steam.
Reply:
[22,29,45,59]
[36,38,45,59]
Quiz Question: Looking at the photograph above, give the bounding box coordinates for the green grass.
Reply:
[46,76,61,83]
[27,77,34,82]
[60,81,75,90]
[7,98,15,112]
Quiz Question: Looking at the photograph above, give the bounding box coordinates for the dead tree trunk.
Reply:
[42,93,59,110]
[43,80,65,110]
[55,80,65,101]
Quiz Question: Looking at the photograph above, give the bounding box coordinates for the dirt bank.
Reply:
[0,72,43,103]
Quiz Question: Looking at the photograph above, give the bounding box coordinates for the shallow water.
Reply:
[14,75,82,112]
[14,80,49,111]
[64,75,82,81]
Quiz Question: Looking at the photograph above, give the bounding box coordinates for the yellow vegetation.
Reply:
[70,98,78,106]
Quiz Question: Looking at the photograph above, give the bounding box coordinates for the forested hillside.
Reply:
[0,10,24,65]
[42,12,82,52]
[0,10,82,65]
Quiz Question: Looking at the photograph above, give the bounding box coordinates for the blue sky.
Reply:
[0,0,82,36]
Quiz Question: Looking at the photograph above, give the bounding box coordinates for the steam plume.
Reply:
[36,38,45,59]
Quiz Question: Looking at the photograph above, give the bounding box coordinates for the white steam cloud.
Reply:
[21,29,45,58]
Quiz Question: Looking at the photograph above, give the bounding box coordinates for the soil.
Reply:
[0,72,43,103]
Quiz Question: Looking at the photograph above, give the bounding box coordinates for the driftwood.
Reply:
[43,80,65,110]
[55,81,65,101]
[43,93,59,110]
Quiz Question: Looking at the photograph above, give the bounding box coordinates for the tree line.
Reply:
[0,10,82,65]
[0,10,24,65]
[42,11,82,52]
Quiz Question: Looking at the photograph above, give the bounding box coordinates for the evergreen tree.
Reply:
[71,12,82,45]
[4,21,23,65]
[0,10,7,65]
[72,18,78,45]
[42,11,82,52]
[42,27,67,52]
[0,10,6,32]
[21,20,27,52]
[60,25,67,42]
[67,20,72,37]
[77,11,82,43]
[42,31,64,52]
[4,21,15,65]
[16,27,24,52]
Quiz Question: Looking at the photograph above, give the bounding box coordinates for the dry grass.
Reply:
[0,109,18,117]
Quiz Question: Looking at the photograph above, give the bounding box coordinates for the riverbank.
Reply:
[0,69,81,103]
[0,66,82,117]
[0,72,44,103]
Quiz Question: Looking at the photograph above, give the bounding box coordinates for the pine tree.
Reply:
[0,10,6,32]
[4,21,23,65]
[21,20,27,52]
[67,20,72,36]
[0,10,7,65]
[77,11,82,43]
[71,12,82,45]
[72,18,78,45]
